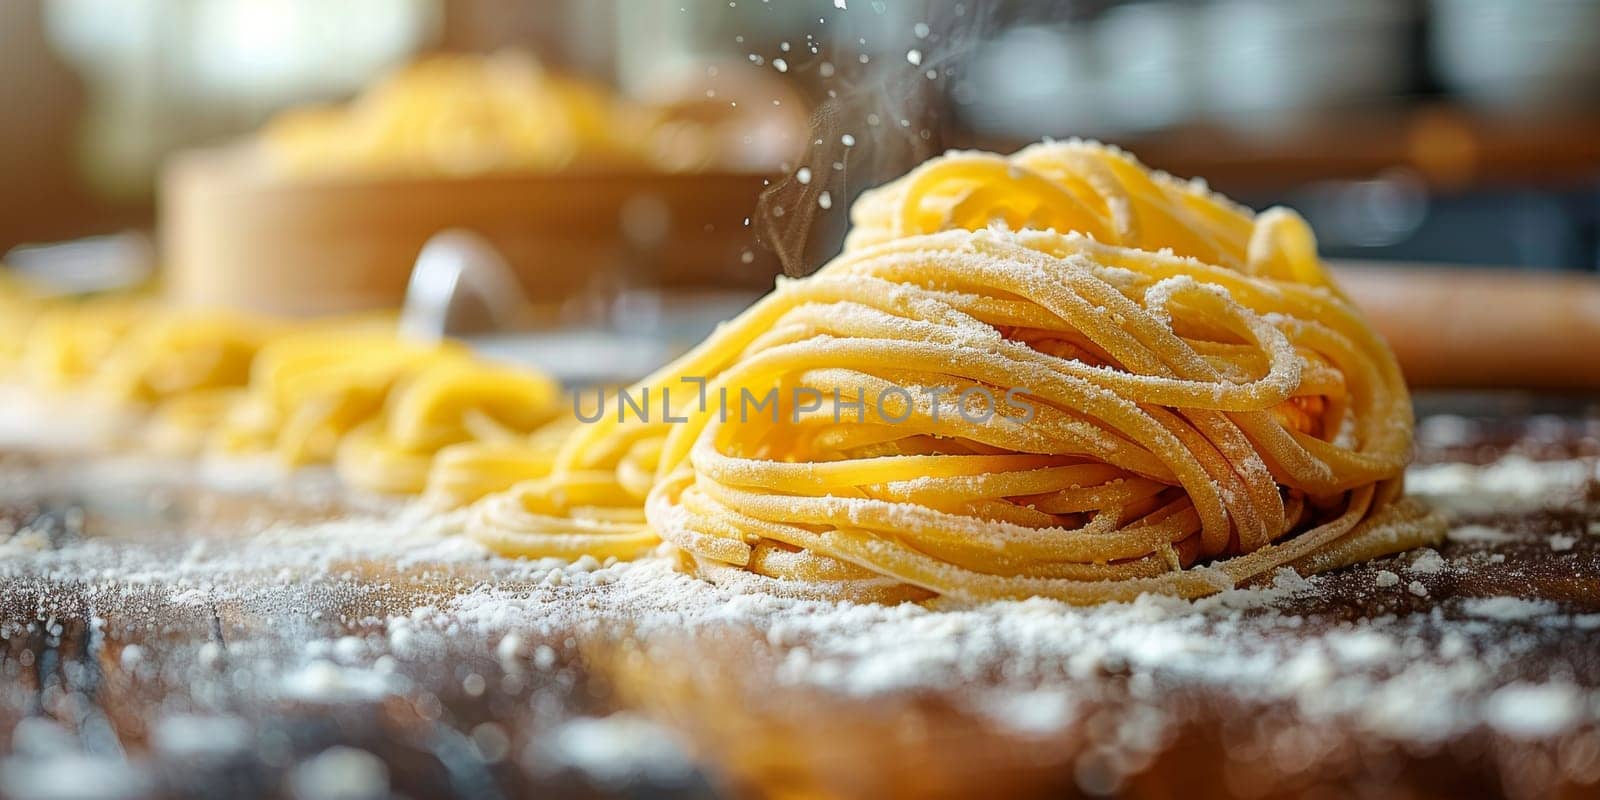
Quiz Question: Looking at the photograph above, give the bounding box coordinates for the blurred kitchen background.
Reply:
[3,0,1600,286]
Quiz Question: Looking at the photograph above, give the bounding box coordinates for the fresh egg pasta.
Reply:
[455,142,1442,602]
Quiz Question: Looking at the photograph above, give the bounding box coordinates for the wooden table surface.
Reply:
[1,406,1599,800]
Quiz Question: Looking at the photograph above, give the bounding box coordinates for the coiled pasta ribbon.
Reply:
[20,300,151,391]
[423,419,576,509]
[847,140,1330,287]
[89,311,283,406]
[0,272,45,372]
[336,357,561,494]
[213,327,561,492]
[458,142,1442,603]
[5,300,278,452]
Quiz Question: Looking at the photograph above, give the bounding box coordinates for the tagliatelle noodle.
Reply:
[0,271,46,371]
[6,300,281,453]
[210,327,563,491]
[423,418,579,509]
[335,358,561,494]
[20,300,151,391]
[457,141,1443,603]
[89,311,283,406]
[463,414,663,561]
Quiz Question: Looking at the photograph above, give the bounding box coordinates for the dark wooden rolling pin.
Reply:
[1332,263,1600,390]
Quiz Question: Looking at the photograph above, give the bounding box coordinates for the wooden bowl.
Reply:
[159,147,779,317]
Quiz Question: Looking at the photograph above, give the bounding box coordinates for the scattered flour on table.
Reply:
[1407,548,1448,575]
[1461,597,1559,621]
[14,509,1596,750]
[537,714,695,787]
[1416,415,1479,449]
[1407,457,1599,515]
[1448,524,1519,545]
[288,746,391,800]
[2,446,1598,791]
[1483,683,1584,740]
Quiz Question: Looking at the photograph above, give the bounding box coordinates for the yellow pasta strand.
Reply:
[0,270,46,371]
[336,358,560,494]
[90,310,283,407]
[21,300,150,391]
[423,419,577,508]
[213,325,565,492]
[846,140,1331,290]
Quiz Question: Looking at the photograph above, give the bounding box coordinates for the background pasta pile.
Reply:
[256,51,785,178]
[0,296,561,496]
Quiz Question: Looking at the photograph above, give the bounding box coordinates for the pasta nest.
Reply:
[462,142,1443,602]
